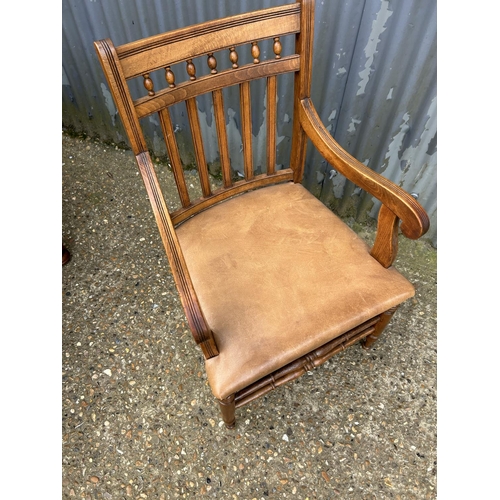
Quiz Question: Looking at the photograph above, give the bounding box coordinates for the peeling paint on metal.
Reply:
[226,107,244,174]
[326,109,337,132]
[357,0,393,96]
[327,164,345,200]
[380,112,411,176]
[197,105,220,165]
[347,118,362,133]
[100,83,117,127]
[426,132,437,156]
[369,97,436,219]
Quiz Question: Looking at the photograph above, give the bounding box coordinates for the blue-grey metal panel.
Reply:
[62,0,437,246]
[308,0,437,242]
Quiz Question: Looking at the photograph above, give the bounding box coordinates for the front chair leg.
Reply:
[218,394,236,429]
[362,306,398,349]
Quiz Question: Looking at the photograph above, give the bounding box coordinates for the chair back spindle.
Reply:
[239,81,254,182]
[158,108,191,208]
[185,96,212,198]
[212,88,233,188]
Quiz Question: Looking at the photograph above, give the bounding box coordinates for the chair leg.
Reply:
[218,394,236,429]
[362,306,398,349]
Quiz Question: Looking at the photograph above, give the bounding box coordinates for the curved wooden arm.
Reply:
[298,98,429,240]
[136,153,219,359]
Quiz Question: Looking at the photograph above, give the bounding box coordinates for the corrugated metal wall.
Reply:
[62,0,437,246]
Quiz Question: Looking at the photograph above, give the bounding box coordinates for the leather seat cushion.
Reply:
[176,182,414,400]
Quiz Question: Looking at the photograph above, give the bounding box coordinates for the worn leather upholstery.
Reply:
[176,182,414,400]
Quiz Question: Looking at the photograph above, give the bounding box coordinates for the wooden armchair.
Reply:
[94,0,429,428]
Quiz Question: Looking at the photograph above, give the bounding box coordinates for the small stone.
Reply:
[103,369,112,376]
[89,476,99,483]
[282,434,289,442]
[322,471,330,483]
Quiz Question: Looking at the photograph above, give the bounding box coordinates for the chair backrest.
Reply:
[94,0,314,226]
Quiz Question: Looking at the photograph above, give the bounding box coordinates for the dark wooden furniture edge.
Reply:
[62,245,71,266]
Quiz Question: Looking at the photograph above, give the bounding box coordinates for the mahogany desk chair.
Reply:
[94,0,429,428]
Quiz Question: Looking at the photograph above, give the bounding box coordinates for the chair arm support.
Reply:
[298,98,429,240]
[136,152,219,359]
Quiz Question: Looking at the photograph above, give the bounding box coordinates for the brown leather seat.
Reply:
[177,182,414,400]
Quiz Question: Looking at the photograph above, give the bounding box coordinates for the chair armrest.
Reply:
[298,98,429,241]
[136,152,219,359]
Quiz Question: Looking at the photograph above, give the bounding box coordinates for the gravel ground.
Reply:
[62,132,437,499]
